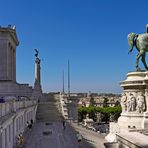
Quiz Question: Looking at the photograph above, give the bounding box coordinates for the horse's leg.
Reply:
[141,53,148,70]
[136,53,142,71]
[128,45,134,54]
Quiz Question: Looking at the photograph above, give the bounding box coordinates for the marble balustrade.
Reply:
[0,99,38,148]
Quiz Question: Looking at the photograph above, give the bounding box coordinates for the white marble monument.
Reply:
[105,71,148,147]
[0,25,33,97]
[105,25,148,148]
[118,71,148,130]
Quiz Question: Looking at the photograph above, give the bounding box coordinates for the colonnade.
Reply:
[0,99,37,148]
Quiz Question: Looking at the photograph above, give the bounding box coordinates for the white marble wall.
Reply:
[0,28,18,82]
[60,93,68,119]
[0,99,37,148]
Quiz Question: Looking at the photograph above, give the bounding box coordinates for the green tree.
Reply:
[89,97,95,106]
[103,97,109,107]
[77,106,121,123]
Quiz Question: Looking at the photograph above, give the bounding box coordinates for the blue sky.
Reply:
[0,0,148,93]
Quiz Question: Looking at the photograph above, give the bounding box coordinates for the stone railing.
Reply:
[0,99,37,118]
[60,94,68,119]
[116,133,148,148]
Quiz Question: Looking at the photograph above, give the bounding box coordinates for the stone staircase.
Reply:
[36,93,62,122]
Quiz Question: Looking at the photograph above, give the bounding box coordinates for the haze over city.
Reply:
[1,0,148,93]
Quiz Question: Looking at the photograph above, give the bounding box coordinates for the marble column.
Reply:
[35,57,41,84]
[12,117,16,146]
[13,48,16,82]
[11,47,13,81]
[0,129,3,148]
[2,129,6,148]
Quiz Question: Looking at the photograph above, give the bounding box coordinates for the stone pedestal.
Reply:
[0,81,33,97]
[31,80,42,100]
[118,71,148,130]
[106,71,148,143]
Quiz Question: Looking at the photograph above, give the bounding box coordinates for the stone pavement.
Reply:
[71,122,106,148]
[22,121,98,148]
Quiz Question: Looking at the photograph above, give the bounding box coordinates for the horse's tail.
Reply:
[127,33,137,53]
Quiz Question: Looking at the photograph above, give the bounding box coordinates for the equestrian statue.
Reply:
[128,24,148,71]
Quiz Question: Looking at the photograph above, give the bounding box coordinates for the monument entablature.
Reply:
[0,26,19,46]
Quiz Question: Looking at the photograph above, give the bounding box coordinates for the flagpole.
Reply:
[68,60,70,99]
[62,70,65,93]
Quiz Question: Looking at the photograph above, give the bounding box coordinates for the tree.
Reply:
[77,106,122,123]
[78,107,87,122]
[103,97,109,107]
[89,97,95,107]
[102,106,122,122]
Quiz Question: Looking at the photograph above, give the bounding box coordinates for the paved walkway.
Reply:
[21,121,99,148]
[71,123,106,148]
[14,121,106,148]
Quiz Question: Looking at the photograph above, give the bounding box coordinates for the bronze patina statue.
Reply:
[34,48,39,58]
[128,25,148,71]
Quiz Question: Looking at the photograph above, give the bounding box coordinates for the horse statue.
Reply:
[128,32,148,71]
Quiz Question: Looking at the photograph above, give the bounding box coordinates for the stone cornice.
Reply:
[0,27,19,46]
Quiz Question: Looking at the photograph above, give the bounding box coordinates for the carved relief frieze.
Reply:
[121,92,146,113]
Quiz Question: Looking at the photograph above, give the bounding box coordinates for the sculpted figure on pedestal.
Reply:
[136,92,146,113]
[127,93,136,112]
[128,24,148,71]
[131,94,136,111]
[127,94,131,112]
[121,93,127,112]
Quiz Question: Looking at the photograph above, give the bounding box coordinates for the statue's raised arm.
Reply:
[128,24,148,71]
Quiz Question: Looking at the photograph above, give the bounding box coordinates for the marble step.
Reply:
[36,95,62,122]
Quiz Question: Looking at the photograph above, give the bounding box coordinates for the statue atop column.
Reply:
[34,49,41,84]
[31,49,42,100]
[34,48,39,58]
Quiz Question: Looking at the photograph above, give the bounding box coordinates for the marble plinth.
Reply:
[0,81,33,97]
[106,71,148,144]
[118,71,148,130]
[31,80,42,100]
